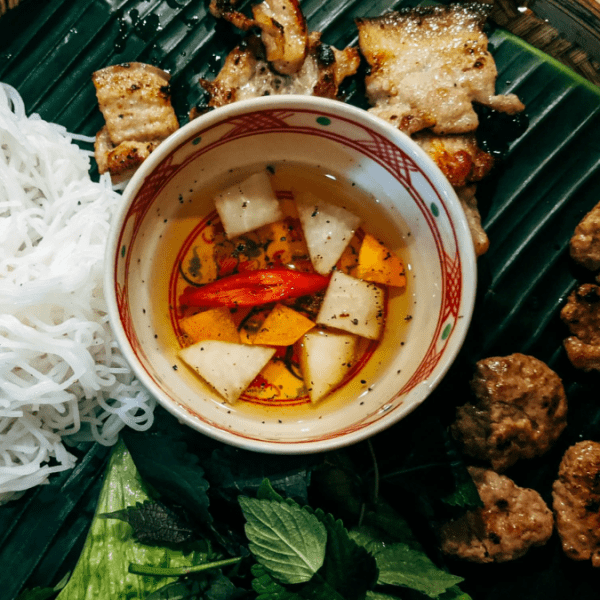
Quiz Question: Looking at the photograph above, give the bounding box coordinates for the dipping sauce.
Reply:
[168,163,411,407]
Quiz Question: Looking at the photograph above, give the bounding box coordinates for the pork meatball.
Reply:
[561,283,600,372]
[440,467,553,563]
[451,354,568,471]
[570,200,600,271]
[552,440,600,567]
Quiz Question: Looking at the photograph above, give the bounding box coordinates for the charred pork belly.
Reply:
[252,0,309,75]
[451,354,568,472]
[356,3,524,136]
[200,33,359,107]
[412,131,495,188]
[356,3,525,256]
[197,1,359,113]
[561,283,600,372]
[411,133,493,256]
[92,62,179,182]
[455,184,489,257]
[440,467,553,563]
[209,0,255,31]
[552,440,600,567]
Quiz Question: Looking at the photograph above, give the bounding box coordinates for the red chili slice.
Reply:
[179,268,330,308]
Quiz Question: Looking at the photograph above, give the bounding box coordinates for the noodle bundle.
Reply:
[0,83,155,502]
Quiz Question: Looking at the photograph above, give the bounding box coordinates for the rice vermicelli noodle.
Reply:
[0,83,155,502]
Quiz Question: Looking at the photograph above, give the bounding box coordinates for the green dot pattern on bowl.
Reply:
[316,116,331,126]
[192,137,202,145]
[121,245,126,258]
[430,203,440,217]
[441,322,453,340]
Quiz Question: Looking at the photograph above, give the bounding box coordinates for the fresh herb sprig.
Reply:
[32,407,474,600]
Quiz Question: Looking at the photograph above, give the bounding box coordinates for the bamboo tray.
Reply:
[0,1,599,599]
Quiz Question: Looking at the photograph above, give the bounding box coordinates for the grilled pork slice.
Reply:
[440,467,553,563]
[455,184,489,257]
[209,0,255,31]
[252,0,308,75]
[411,132,493,255]
[552,440,600,567]
[197,32,360,111]
[561,283,600,372]
[451,353,568,472]
[356,3,525,137]
[94,128,159,182]
[412,132,494,188]
[92,62,179,181]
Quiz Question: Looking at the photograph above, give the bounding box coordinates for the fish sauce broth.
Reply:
[167,163,413,415]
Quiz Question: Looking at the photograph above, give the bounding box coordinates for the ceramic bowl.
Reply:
[105,95,476,454]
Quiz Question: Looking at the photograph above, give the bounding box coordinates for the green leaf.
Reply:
[122,431,212,527]
[438,586,473,600]
[101,500,193,545]
[253,479,376,598]
[365,592,401,600]
[310,508,378,600]
[351,501,422,550]
[56,440,200,600]
[379,417,482,511]
[204,571,248,600]
[144,571,247,600]
[251,564,345,600]
[204,446,316,506]
[144,580,204,600]
[239,497,327,584]
[257,478,286,502]
[251,564,304,600]
[129,556,241,576]
[368,542,463,599]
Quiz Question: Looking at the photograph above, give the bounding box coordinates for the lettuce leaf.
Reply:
[56,440,200,600]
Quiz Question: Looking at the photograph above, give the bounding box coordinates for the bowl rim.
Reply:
[104,94,477,454]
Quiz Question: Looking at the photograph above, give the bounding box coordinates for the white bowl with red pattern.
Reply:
[105,95,476,454]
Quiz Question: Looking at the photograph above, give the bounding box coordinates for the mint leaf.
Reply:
[101,500,193,545]
[369,541,463,599]
[239,497,327,584]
